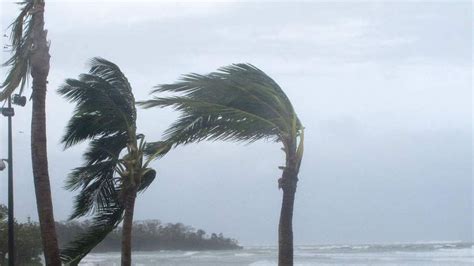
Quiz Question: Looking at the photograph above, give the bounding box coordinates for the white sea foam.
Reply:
[78,242,474,265]
[249,260,275,266]
[182,251,199,256]
[234,252,255,257]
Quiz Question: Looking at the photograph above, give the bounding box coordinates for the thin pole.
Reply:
[7,96,14,266]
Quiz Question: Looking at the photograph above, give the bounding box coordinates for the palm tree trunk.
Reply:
[30,2,61,265]
[278,166,298,266]
[121,187,137,266]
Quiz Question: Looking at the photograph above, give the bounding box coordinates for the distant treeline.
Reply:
[0,204,242,266]
[1,202,240,265]
[56,220,242,252]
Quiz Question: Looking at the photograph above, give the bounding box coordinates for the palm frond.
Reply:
[63,132,129,221]
[60,168,157,265]
[88,58,135,110]
[155,64,295,124]
[83,133,129,165]
[0,0,35,100]
[58,58,136,148]
[139,64,302,146]
[60,202,123,265]
[66,163,116,220]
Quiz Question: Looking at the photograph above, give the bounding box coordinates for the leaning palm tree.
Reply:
[139,64,304,266]
[0,1,61,264]
[58,58,168,265]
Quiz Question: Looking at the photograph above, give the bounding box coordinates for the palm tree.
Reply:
[58,58,168,265]
[0,1,61,264]
[139,64,304,266]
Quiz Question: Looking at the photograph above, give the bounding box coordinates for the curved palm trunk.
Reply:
[278,166,298,266]
[30,2,61,265]
[121,187,138,266]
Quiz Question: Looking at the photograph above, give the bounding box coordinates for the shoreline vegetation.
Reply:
[57,220,243,252]
[0,205,241,265]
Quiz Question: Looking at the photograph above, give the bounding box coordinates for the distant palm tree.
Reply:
[0,1,61,264]
[58,58,168,265]
[139,64,304,266]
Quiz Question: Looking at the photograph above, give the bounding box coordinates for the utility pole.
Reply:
[0,96,15,266]
[7,96,14,266]
[1,94,25,266]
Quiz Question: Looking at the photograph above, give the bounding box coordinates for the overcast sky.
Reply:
[0,0,472,245]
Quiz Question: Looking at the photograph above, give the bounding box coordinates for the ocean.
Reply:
[78,242,473,265]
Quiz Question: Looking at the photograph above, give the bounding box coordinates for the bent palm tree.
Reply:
[139,64,304,266]
[58,58,168,265]
[0,1,61,264]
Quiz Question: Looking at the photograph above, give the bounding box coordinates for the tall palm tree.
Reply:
[58,58,168,265]
[0,1,61,264]
[139,64,304,266]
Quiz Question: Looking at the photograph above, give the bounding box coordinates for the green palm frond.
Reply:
[60,168,157,265]
[66,163,117,220]
[88,58,135,115]
[59,168,158,265]
[83,133,129,165]
[145,97,281,145]
[58,57,136,148]
[60,201,123,265]
[0,0,36,100]
[139,63,302,147]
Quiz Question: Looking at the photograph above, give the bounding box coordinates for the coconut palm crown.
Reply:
[139,64,304,265]
[58,58,167,265]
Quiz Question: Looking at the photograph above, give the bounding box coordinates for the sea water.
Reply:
[79,242,473,265]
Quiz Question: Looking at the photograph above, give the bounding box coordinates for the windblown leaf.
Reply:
[60,201,123,265]
[0,0,35,100]
[58,59,137,148]
[139,63,303,147]
[60,170,157,265]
